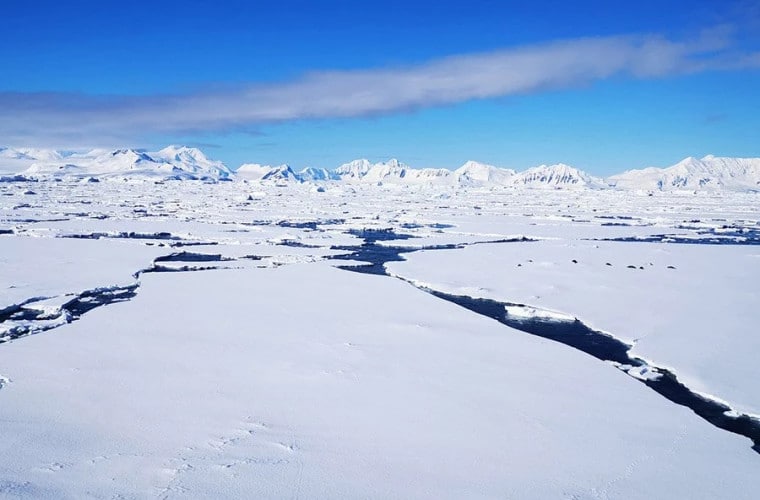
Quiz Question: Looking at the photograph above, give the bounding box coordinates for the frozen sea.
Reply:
[1,178,759,499]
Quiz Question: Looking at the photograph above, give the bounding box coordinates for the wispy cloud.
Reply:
[1,27,757,147]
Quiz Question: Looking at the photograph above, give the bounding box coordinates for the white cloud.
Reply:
[0,28,756,147]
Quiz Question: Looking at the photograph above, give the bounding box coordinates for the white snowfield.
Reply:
[3,145,760,192]
[387,238,760,415]
[1,167,759,498]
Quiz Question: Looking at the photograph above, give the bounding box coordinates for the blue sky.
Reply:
[1,0,759,174]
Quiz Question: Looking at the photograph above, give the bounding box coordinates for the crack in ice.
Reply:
[334,233,760,455]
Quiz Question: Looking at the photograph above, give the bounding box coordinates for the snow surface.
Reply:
[387,239,760,416]
[0,236,164,316]
[0,173,759,498]
[1,264,759,499]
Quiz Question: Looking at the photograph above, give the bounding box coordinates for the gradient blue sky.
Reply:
[2,0,759,173]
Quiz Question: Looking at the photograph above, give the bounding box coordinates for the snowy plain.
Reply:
[0,174,759,499]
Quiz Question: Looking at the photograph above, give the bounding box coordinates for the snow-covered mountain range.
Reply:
[236,163,335,182]
[328,158,600,188]
[608,155,760,192]
[2,146,759,191]
[1,146,233,181]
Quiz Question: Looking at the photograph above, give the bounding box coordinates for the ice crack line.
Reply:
[0,248,325,345]
[0,283,140,344]
[0,252,222,344]
[333,235,760,456]
[410,282,760,455]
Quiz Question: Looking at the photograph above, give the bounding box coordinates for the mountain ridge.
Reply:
[3,146,759,191]
[6,146,232,181]
[608,155,760,192]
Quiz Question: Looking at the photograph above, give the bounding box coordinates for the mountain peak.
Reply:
[156,145,209,162]
[236,163,299,182]
[17,145,231,181]
[608,155,760,191]
[454,161,515,186]
[513,163,602,188]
